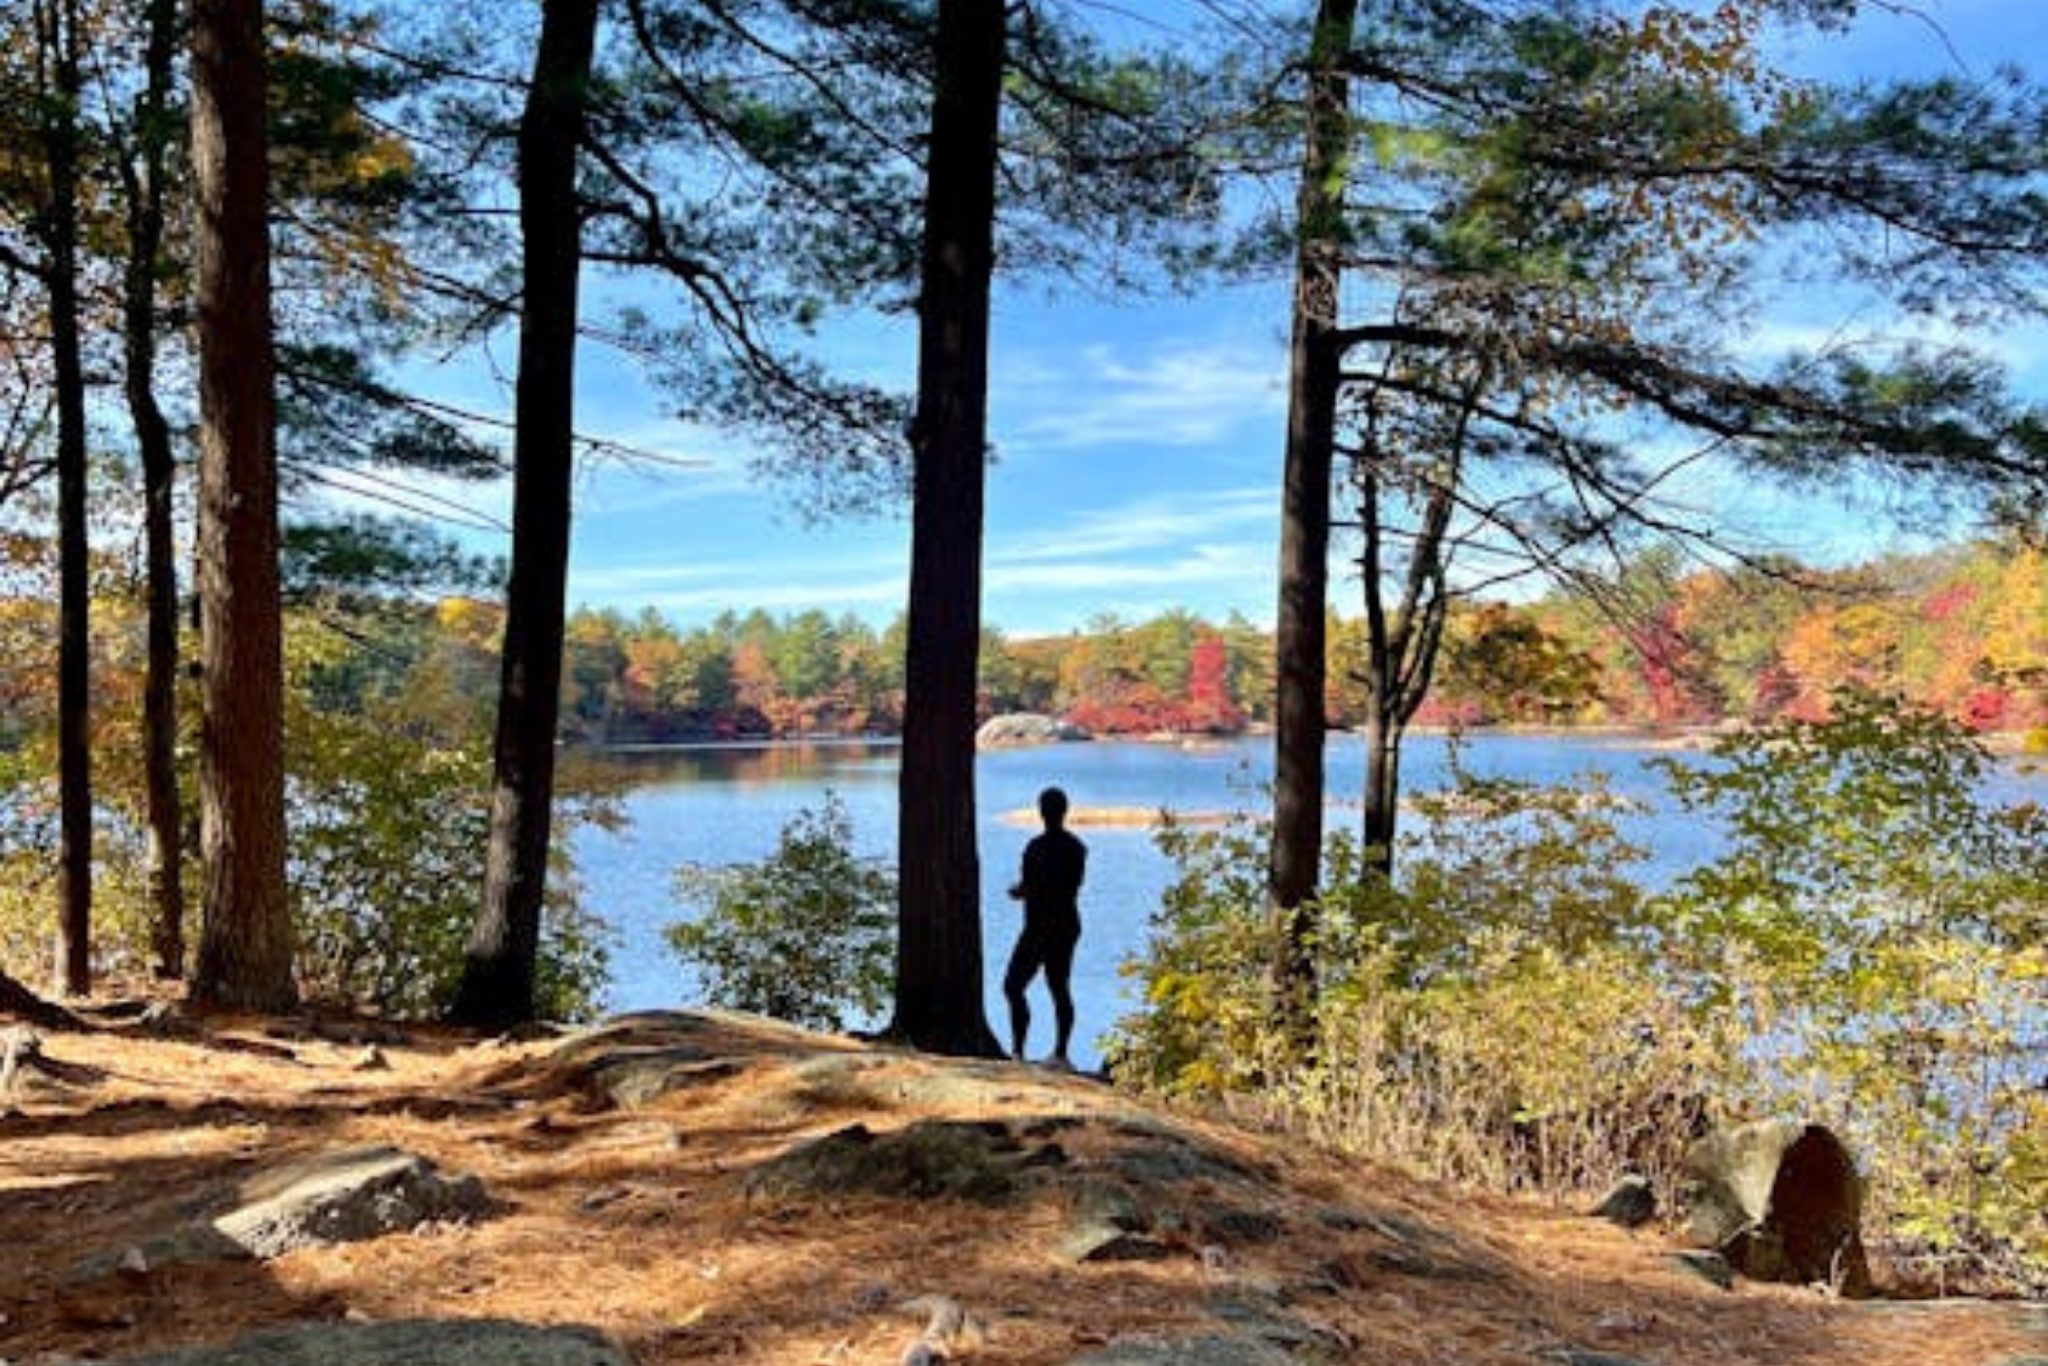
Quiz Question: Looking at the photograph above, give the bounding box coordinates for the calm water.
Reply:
[575,734,2045,1070]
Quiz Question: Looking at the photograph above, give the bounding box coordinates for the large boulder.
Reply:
[1682,1120,1871,1296]
[976,713,1087,748]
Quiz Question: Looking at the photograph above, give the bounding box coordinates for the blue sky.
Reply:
[368,0,2048,638]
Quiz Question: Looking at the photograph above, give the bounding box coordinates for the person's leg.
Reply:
[1044,926,1079,1063]
[1002,929,1042,1061]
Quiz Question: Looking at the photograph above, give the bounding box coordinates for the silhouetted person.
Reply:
[1004,785,1086,1065]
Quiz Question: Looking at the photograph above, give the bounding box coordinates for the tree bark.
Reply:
[189,0,297,1012]
[0,969,84,1030]
[1354,378,1466,880]
[122,0,186,979]
[1269,0,1357,1001]
[885,0,1005,1058]
[453,0,599,1029]
[36,0,93,998]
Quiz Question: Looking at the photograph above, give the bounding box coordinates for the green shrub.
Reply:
[1654,689,2048,1279]
[1109,768,1726,1201]
[286,683,614,1022]
[1111,692,2048,1286]
[665,794,893,1032]
[0,769,184,984]
[0,611,613,1020]
[1105,813,1301,1095]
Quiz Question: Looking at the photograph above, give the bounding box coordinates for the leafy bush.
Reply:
[0,612,616,1021]
[1112,692,2048,1288]
[285,631,615,1021]
[1110,769,1726,1199]
[666,793,893,1031]
[1654,689,2048,1281]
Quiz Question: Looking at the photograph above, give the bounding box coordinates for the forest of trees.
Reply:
[0,0,2044,1054]
[482,538,2044,744]
[4,533,2040,778]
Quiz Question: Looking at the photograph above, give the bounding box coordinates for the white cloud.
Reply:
[994,340,1286,453]
[991,541,1269,593]
[992,486,1274,564]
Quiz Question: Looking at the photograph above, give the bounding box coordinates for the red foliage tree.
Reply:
[1184,634,1244,734]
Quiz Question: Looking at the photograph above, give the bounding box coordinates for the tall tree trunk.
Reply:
[1361,703,1401,871]
[38,0,93,998]
[1269,0,1357,1005]
[453,0,599,1029]
[189,0,297,1012]
[122,0,186,979]
[885,0,1004,1058]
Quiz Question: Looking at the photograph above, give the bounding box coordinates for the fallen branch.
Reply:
[0,971,85,1031]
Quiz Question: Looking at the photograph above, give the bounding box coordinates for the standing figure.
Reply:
[1004,785,1086,1065]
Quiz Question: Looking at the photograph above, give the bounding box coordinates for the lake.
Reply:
[575,733,2046,1070]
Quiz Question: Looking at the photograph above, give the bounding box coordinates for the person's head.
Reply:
[1038,786,1069,829]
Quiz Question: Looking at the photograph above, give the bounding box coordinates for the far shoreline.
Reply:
[575,722,2040,763]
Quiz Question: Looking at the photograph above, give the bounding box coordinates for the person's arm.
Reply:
[1009,840,1034,899]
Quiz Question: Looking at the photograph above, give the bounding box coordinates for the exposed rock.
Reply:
[1,1025,43,1093]
[976,712,1087,748]
[1199,1206,1284,1246]
[1358,1241,1504,1283]
[1537,1351,1656,1366]
[746,1120,1046,1205]
[547,1011,728,1066]
[100,1318,631,1365]
[790,1052,1086,1115]
[1683,1120,1871,1296]
[894,1293,987,1361]
[67,1225,254,1283]
[134,1001,205,1040]
[1061,1176,1173,1264]
[1063,1223,1176,1264]
[1205,1293,1345,1353]
[1670,1250,1735,1290]
[1073,1177,1147,1230]
[267,1016,411,1048]
[1062,1336,1296,1365]
[1,1025,104,1104]
[1107,1130,1264,1189]
[212,1147,493,1258]
[576,1049,744,1108]
[527,1012,806,1109]
[1313,1204,1505,1286]
[1591,1175,1657,1229]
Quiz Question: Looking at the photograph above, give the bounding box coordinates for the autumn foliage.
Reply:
[519,539,2043,742]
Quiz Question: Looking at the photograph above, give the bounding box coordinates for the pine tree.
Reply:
[189,0,296,1012]
[451,0,600,1029]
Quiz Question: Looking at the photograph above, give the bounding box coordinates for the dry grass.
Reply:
[1,1002,2040,1365]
